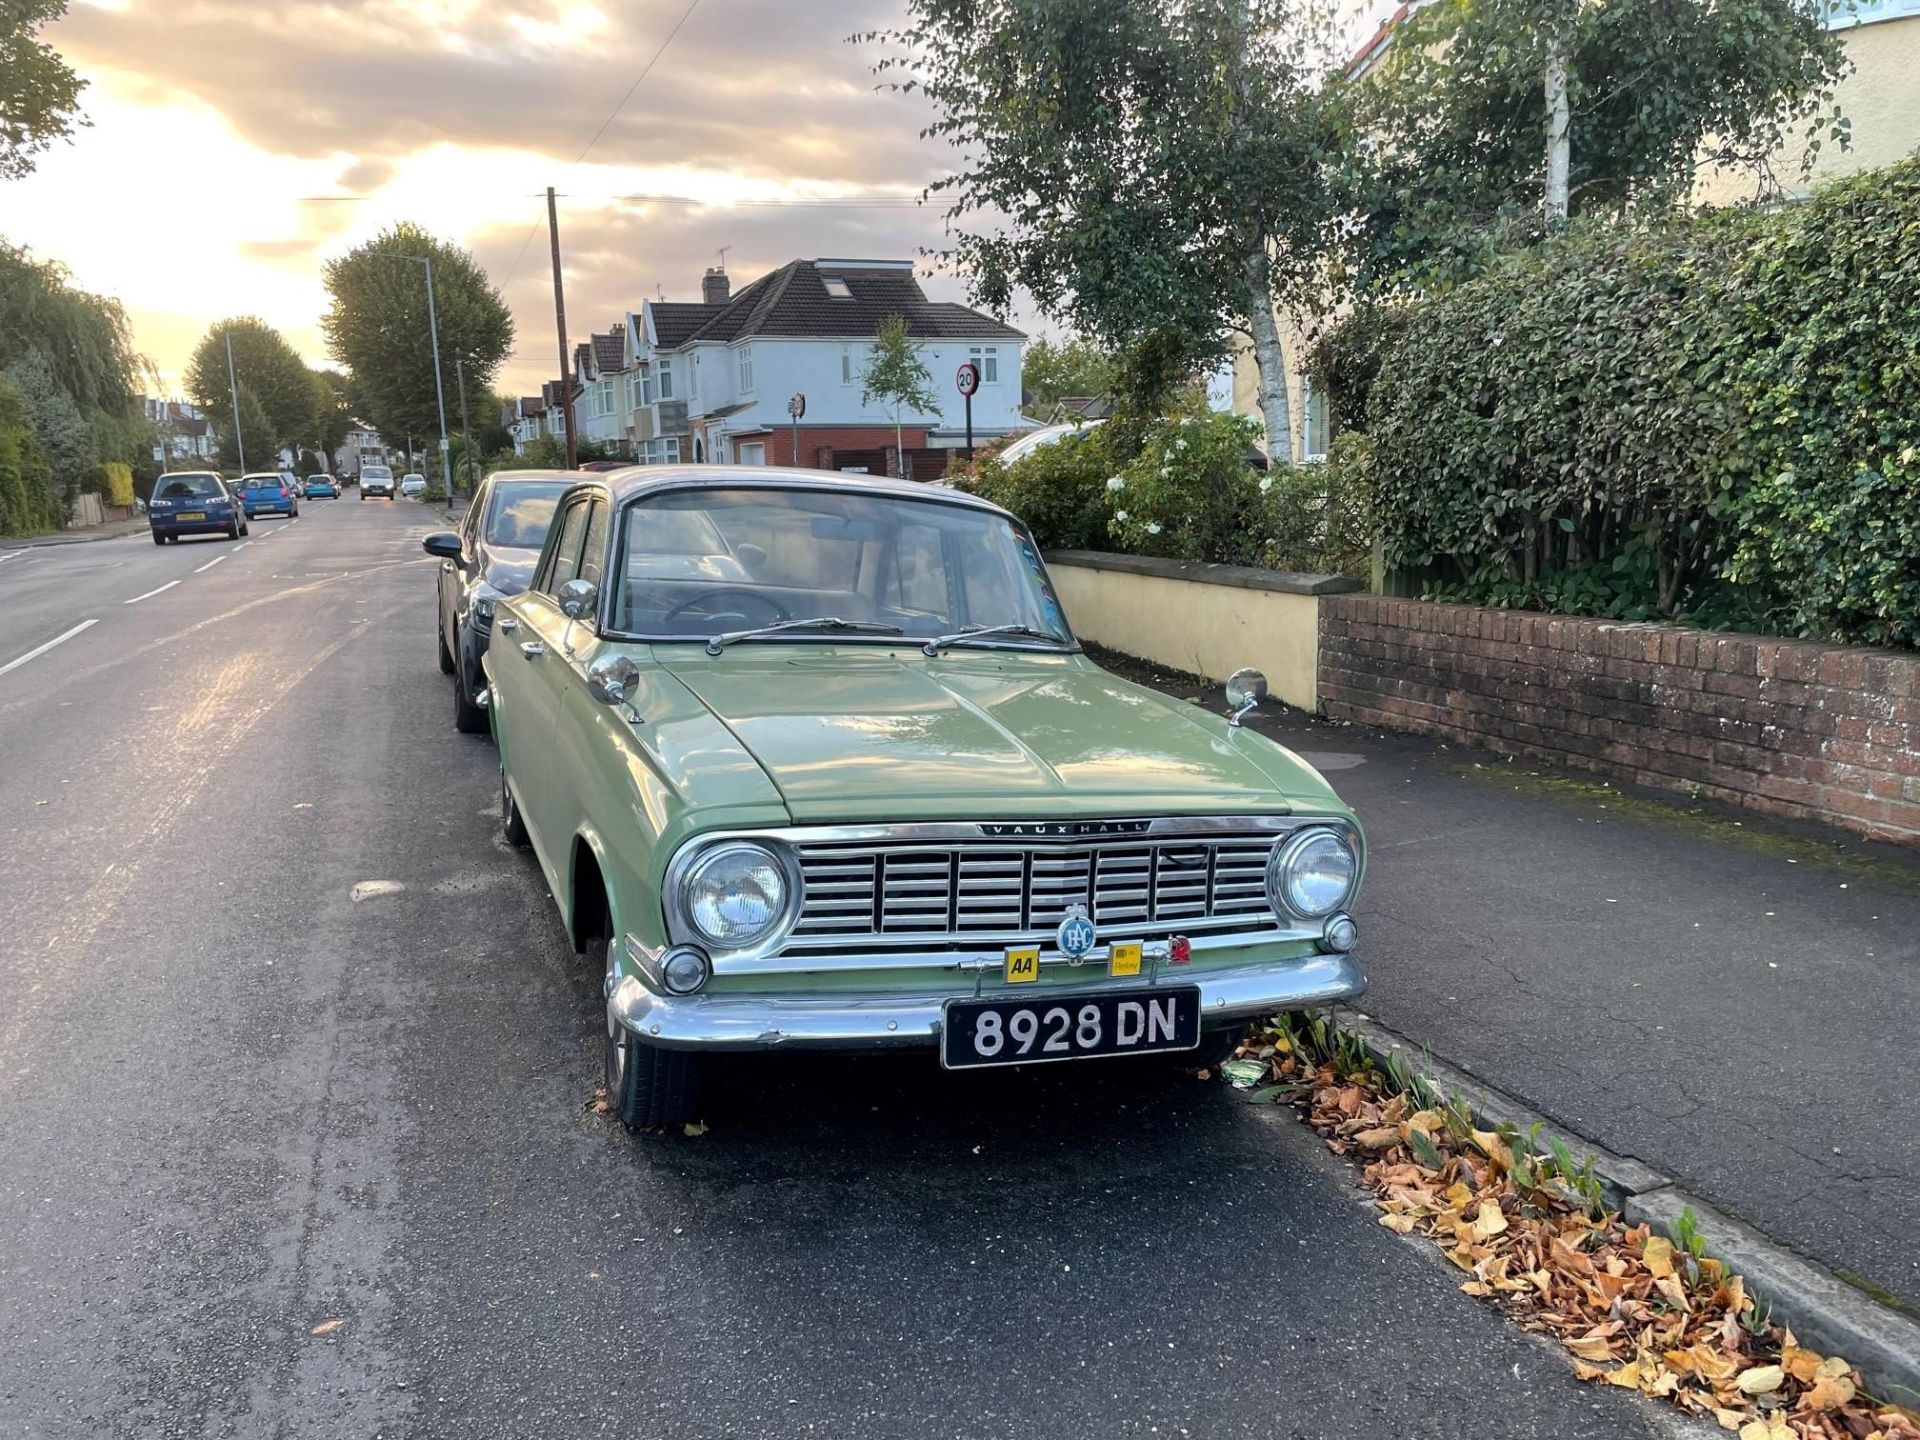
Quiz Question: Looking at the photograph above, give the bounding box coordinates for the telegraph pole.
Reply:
[455,353,475,507]
[224,330,247,473]
[547,186,579,469]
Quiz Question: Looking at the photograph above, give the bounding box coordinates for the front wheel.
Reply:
[594,934,704,1130]
[151,532,164,547]
[436,619,456,675]
[452,651,487,735]
[500,768,529,847]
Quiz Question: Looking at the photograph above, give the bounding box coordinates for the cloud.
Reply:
[336,158,394,192]
[53,0,938,187]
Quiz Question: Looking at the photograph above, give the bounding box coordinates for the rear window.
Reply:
[486,481,570,547]
[156,474,224,499]
[307,475,329,483]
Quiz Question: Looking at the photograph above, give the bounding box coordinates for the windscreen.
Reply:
[486,482,570,548]
[363,466,391,480]
[609,486,1070,645]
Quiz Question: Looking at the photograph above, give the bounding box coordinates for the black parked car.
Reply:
[421,470,574,734]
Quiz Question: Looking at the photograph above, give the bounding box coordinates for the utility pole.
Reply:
[547,186,579,469]
[455,353,475,508]
[224,330,247,473]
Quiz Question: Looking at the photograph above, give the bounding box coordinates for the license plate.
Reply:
[177,511,205,521]
[941,986,1201,1069]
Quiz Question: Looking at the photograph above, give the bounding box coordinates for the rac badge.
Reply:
[1056,904,1097,959]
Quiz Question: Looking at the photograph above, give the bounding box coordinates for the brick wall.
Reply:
[1319,596,1920,846]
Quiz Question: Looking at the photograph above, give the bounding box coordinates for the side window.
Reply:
[893,523,950,617]
[461,485,486,546]
[577,501,609,590]
[538,498,592,597]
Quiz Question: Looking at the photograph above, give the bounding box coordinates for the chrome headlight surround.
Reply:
[465,585,502,632]
[663,838,804,959]
[1266,825,1359,920]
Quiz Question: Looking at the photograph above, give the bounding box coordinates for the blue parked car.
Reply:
[305,474,340,499]
[238,472,299,519]
[148,472,246,544]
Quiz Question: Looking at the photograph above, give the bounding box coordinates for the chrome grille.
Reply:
[788,833,1280,953]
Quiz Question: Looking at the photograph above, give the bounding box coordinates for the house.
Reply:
[628,258,1026,478]
[1232,0,1920,460]
[336,424,385,477]
[143,398,214,465]
[505,396,546,454]
[577,328,637,455]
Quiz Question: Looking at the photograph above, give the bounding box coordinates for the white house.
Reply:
[627,258,1026,478]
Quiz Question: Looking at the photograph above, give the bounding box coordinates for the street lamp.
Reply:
[372,250,452,499]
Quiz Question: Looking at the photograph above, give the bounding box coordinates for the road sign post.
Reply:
[955,362,980,460]
[787,392,806,467]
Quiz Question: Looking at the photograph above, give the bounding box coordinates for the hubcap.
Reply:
[604,998,628,1094]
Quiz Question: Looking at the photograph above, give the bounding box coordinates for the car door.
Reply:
[506,493,595,869]
[444,480,488,656]
[545,497,614,873]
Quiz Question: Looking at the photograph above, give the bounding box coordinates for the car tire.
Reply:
[1189,1026,1244,1072]
[151,532,164,546]
[227,520,240,539]
[501,768,529,848]
[437,620,456,676]
[452,653,487,734]
[593,934,704,1131]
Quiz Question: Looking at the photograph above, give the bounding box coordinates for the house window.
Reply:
[737,347,754,394]
[597,379,613,417]
[740,441,766,465]
[822,276,853,299]
[841,345,855,385]
[641,370,656,405]
[663,437,680,462]
[657,359,674,400]
[969,346,999,383]
[1302,377,1330,462]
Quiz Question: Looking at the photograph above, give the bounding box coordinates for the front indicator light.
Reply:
[1321,913,1358,953]
[660,945,712,995]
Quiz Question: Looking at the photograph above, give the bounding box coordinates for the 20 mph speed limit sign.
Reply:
[955,361,980,397]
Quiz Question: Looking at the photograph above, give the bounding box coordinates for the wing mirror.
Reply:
[557,578,598,620]
[422,532,461,559]
[587,654,640,706]
[1225,667,1267,727]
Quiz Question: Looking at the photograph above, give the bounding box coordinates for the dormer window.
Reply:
[822,276,853,299]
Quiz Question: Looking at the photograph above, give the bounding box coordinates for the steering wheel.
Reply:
[662,588,792,625]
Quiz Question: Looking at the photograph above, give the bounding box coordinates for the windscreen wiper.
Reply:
[922,622,1068,656]
[705,616,905,655]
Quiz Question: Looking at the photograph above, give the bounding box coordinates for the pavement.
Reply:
[0,500,1692,1439]
[1098,648,1920,1319]
[0,514,152,549]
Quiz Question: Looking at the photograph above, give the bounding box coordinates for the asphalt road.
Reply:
[0,501,1684,1440]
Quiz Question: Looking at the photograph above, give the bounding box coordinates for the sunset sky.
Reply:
[8,0,1391,402]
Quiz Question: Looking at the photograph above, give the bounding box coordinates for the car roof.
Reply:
[582,464,1011,518]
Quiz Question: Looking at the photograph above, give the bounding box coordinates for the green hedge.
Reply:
[962,412,1368,579]
[1353,154,1920,647]
[0,376,62,537]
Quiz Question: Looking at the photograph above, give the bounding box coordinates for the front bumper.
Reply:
[606,950,1364,1052]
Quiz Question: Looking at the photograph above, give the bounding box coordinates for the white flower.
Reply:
[1106,475,1125,492]
[1172,439,1187,454]
[1259,476,1274,493]
[1145,522,1162,535]
[1159,465,1172,478]
[1114,509,1129,522]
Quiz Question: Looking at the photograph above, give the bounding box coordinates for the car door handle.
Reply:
[497,617,519,633]
[521,641,547,659]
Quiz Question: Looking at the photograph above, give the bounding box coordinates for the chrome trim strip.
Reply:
[708,922,1314,978]
[607,951,1366,1051]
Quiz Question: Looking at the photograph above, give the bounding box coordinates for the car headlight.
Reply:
[470,593,498,629]
[1268,827,1358,919]
[677,841,798,951]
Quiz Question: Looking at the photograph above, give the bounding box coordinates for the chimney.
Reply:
[701,267,730,305]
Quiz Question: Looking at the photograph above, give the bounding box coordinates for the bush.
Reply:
[1350,155,1920,644]
[963,424,1115,551]
[0,376,62,537]
[1106,413,1267,564]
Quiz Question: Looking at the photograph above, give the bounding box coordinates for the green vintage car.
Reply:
[484,468,1366,1128]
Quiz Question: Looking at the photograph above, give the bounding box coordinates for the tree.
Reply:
[1,0,86,180]
[4,350,90,494]
[860,316,938,474]
[1021,336,1118,416]
[215,385,274,472]
[868,0,1358,462]
[321,222,513,448]
[185,318,316,453]
[0,374,60,535]
[310,367,354,463]
[1356,0,1850,281]
[0,242,140,421]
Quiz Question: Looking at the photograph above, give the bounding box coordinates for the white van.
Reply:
[361,465,395,499]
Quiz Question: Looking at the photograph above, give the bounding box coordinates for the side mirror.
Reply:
[422,532,461,559]
[557,577,598,621]
[1225,667,1267,727]
[587,653,641,707]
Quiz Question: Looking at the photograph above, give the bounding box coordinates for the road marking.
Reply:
[286,517,301,526]
[124,580,180,604]
[0,550,25,565]
[193,555,227,573]
[234,541,252,551]
[0,619,99,677]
